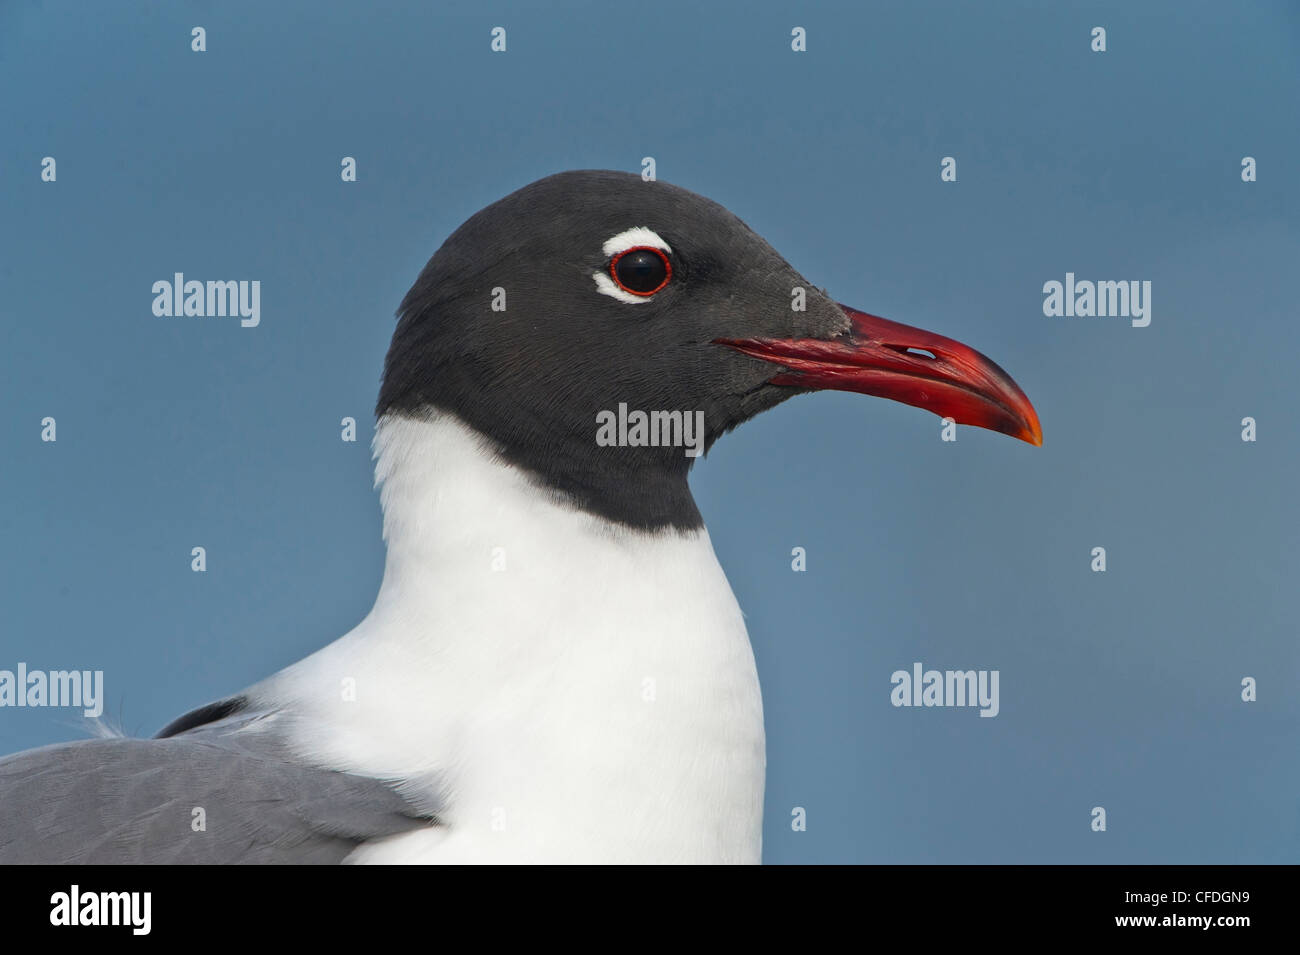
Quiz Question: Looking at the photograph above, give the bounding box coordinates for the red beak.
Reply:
[715,305,1042,446]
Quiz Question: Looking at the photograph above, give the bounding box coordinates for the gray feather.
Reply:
[0,710,434,864]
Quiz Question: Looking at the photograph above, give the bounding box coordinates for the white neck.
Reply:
[254,412,765,863]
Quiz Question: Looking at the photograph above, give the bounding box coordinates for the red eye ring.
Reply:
[609,245,672,296]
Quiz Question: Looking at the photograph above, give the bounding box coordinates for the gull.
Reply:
[0,171,1040,863]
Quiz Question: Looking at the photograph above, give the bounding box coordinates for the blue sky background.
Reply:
[1,0,1296,863]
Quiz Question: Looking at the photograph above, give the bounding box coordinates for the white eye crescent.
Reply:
[601,227,671,258]
[593,228,672,304]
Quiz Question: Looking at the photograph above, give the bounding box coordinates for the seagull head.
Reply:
[378,170,1041,529]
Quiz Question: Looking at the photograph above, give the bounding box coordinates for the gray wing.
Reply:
[0,706,434,864]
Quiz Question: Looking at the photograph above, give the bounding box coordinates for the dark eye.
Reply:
[610,246,671,296]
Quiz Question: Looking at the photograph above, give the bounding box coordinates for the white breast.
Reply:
[249,413,765,863]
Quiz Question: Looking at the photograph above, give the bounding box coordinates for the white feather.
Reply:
[249,412,765,863]
[601,226,671,258]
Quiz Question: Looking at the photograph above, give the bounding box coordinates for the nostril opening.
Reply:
[905,348,937,360]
